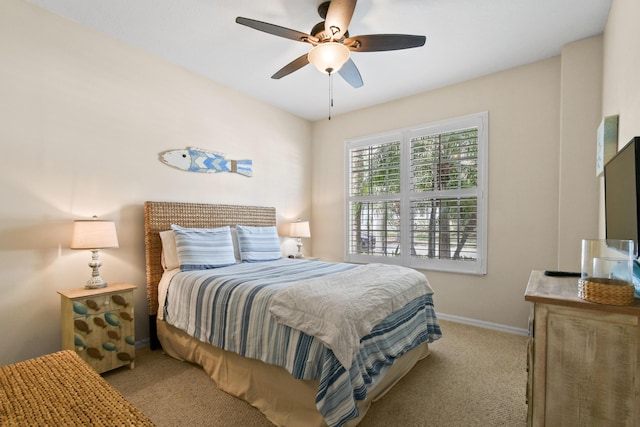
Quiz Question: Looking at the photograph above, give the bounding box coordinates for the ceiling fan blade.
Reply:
[236,17,318,43]
[338,58,363,88]
[345,34,426,52]
[324,0,357,40]
[271,54,310,79]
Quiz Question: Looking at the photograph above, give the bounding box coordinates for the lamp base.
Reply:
[85,276,107,289]
[85,249,107,289]
[295,240,304,258]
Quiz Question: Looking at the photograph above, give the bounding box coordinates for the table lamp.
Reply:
[71,216,119,289]
[289,219,310,259]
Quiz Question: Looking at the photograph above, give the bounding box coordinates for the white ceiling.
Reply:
[27,0,612,121]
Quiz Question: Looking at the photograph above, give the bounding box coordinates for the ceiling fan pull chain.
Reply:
[329,72,333,120]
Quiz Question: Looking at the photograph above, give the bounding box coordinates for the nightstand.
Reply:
[58,283,136,374]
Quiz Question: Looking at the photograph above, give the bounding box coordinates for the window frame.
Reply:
[344,112,488,275]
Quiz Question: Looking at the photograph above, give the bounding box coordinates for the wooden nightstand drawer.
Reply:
[72,292,132,316]
[59,283,136,374]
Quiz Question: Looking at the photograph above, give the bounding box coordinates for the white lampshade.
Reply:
[289,221,311,238]
[71,217,118,289]
[307,42,350,74]
[71,219,119,250]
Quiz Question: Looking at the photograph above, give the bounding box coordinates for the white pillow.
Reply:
[171,224,237,271]
[159,230,179,271]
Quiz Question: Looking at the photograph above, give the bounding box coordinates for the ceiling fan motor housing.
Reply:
[236,0,426,88]
[311,21,349,42]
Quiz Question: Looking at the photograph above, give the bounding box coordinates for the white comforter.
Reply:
[269,263,433,368]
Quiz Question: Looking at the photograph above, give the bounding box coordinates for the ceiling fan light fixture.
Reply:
[308,42,350,74]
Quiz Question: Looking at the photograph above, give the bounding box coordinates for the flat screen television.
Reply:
[604,136,640,256]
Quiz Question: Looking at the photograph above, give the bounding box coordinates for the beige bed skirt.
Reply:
[157,319,430,427]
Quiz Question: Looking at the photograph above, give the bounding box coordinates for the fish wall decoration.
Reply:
[160,147,252,177]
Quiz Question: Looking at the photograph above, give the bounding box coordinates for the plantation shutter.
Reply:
[409,128,480,264]
[347,136,402,258]
[345,112,487,275]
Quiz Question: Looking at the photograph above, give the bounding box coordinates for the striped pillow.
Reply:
[236,225,282,262]
[171,225,237,271]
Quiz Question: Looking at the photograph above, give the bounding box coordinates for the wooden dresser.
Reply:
[525,270,640,426]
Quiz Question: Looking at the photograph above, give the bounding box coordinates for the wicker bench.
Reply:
[0,350,154,426]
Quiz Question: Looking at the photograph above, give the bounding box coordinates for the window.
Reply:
[345,112,488,274]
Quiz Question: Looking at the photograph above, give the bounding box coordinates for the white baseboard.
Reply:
[436,312,529,336]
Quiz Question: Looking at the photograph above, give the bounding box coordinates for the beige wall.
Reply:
[557,37,603,269]
[0,0,311,365]
[311,37,603,331]
[603,0,640,147]
[601,0,640,237]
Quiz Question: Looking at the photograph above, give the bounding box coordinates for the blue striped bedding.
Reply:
[163,258,442,427]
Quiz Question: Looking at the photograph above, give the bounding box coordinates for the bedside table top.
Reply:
[57,282,136,299]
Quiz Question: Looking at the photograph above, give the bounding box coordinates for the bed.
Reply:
[143,201,441,427]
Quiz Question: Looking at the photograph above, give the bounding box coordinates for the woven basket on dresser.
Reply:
[578,277,635,306]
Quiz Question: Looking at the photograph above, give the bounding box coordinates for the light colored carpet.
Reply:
[104,320,529,426]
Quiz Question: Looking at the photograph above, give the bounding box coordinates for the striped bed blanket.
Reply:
[163,259,442,427]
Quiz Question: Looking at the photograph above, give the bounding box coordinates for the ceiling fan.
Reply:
[236,0,426,88]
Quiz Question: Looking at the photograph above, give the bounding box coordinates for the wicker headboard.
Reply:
[143,201,276,347]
